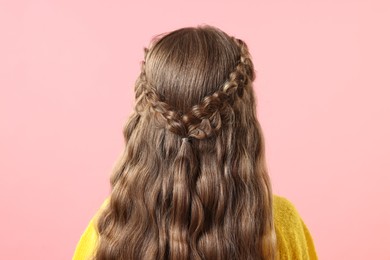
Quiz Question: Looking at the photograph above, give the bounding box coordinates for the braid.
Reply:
[136,37,254,140]
[94,27,276,260]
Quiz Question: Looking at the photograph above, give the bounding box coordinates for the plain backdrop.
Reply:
[1,0,389,259]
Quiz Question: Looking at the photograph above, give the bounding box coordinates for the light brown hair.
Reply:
[94,25,276,260]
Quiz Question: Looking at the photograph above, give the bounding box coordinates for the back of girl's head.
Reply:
[96,25,276,260]
[143,26,245,111]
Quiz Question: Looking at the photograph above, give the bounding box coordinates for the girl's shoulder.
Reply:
[273,194,318,259]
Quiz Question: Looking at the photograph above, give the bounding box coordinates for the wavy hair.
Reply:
[94,25,276,260]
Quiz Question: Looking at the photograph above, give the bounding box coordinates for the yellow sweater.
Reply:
[73,195,317,259]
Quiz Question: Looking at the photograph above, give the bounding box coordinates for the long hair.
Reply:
[94,25,276,260]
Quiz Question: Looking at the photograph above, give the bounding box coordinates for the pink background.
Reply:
[1,0,389,259]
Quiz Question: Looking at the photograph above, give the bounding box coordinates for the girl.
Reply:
[73,25,317,260]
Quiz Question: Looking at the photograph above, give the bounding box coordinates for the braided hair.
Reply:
[95,25,276,260]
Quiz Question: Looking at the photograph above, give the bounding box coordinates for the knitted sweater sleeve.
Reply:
[273,195,318,260]
[72,199,109,260]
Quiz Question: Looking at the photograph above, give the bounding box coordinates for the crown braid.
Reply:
[135,37,254,140]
